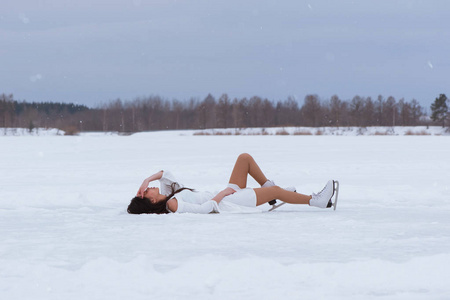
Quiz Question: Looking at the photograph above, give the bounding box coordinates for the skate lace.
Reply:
[312,182,328,198]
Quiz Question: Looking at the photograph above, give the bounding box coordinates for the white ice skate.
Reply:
[310,180,335,208]
[269,180,340,212]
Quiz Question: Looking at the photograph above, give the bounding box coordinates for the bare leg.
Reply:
[228,153,269,189]
[254,186,312,206]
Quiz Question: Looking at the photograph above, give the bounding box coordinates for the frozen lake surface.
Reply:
[1,131,450,299]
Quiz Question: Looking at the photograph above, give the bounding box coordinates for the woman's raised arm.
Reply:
[136,170,163,198]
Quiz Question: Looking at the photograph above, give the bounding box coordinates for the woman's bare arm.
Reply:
[136,170,164,198]
[211,187,236,204]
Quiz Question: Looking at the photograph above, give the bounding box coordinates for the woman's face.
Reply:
[144,187,161,203]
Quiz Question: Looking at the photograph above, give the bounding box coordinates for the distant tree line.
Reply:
[0,92,440,133]
[0,93,89,133]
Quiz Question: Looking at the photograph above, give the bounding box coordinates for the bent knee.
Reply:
[270,186,282,192]
[238,153,252,161]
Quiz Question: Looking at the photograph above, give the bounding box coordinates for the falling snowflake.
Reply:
[19,13,30,24]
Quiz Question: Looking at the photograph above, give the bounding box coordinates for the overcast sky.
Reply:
[1,0,449,108]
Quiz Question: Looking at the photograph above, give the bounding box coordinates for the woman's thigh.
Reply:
[228,153,251,188]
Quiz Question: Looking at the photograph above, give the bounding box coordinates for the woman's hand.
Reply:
[136,178,150,198]
[221,187,236,197]
[212,187,236,204]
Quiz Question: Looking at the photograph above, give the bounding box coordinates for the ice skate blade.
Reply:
[268,202,286,212]
[332,180,339,211]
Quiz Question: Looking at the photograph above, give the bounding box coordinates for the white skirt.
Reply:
[223,184,257,207]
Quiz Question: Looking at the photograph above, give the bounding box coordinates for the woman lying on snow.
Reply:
[127,153,335,214]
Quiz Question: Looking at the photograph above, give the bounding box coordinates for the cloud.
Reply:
[1,0,449,106]
[30,74,43,82]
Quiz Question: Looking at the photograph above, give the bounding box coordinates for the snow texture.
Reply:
[1,131,450,299]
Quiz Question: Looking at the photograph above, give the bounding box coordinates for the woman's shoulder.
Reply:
[167,198,178,212]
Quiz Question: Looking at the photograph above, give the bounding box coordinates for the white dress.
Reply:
[159,171,260,214]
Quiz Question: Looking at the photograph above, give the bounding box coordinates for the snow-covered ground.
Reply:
[1,131,449,299]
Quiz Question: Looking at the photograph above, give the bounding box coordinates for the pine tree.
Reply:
[430,94,448,127]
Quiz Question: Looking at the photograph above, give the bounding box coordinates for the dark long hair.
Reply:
[127,183,194,214]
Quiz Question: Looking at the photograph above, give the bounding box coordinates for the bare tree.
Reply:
[362,97,376,127]
[262,98,275,127]
[301,95,321,127]
[376,95,384,126]
[383,96,397,126]
[350,95,364,126]
[196,94,216,129]
[216,94,231,128]
[329,95,345,127]
[410,99,423,125]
